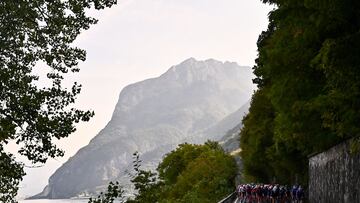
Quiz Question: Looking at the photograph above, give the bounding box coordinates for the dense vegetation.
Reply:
[156,141,237,203]
[0,0,116,201]
[90,141,237,203]
[240,0,360,185]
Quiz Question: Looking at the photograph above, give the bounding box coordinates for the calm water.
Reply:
[19,200,88,203]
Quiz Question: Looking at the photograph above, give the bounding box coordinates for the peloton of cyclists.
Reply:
[236,183,304,203]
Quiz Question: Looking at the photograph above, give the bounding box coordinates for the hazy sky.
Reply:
[16,0,272,197]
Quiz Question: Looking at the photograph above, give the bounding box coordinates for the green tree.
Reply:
[240,89,275,183]
[241,0,360,185]
[157,141,237,203]
[0,0,116,201]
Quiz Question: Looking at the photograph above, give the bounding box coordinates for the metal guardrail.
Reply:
[217,192,237,203]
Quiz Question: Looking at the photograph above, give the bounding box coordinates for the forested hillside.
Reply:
[240,0,360,185]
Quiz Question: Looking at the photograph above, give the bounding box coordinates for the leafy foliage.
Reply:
[240,89,275,183]
[0,0,116,201]
[0,146,25,203]
[241,0,360,185]
[157,141,237,203]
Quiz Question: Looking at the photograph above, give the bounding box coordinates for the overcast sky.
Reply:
[16,0,272,198]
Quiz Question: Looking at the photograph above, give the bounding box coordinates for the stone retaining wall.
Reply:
[308,139,360,203]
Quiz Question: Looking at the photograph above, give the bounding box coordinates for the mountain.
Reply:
[218,100,251,153]
[31,58,255,199]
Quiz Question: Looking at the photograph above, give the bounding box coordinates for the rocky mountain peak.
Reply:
[30,58,255,199]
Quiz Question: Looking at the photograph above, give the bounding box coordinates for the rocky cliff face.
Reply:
[31,58,255,199]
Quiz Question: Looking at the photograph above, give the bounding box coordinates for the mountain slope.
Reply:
[31,58,255,199]
[218,100,251,153]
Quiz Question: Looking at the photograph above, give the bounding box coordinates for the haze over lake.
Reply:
[20,200,87,203]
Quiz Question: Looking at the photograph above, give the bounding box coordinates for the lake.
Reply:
[19,200,88,203]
